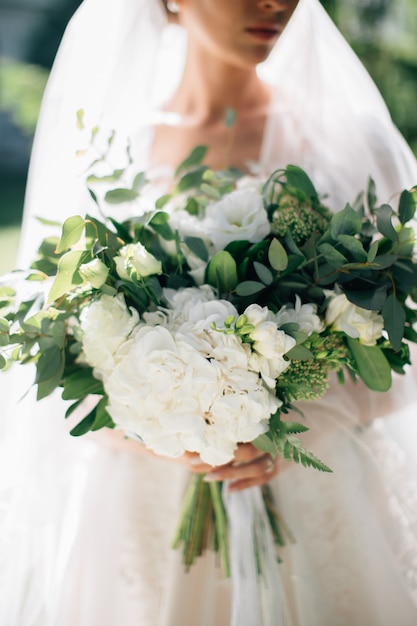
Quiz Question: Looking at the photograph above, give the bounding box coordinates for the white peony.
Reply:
[275,295,324,335]
[80,293,139,375]
[325,292,384,346]
[204,189,270,250]
[114,242,162,281]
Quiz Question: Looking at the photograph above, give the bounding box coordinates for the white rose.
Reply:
[204,189,270,250]
[275,295,325,335]
[325,292,384,346]
[78,258,110,289]
[80,293,139,374]
[114,242,162,281]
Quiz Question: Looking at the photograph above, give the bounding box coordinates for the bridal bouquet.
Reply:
[1,140,416,574]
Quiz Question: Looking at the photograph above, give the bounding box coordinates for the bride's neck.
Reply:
[164,45,270,126]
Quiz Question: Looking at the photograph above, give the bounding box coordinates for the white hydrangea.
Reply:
[80,293,139,375]
[325,291,384,346]
[275,295,324,335]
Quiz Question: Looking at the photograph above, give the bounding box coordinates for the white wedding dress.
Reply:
[2,0,417,624]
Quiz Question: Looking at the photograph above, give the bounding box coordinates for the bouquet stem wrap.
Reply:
[223,484,285,626]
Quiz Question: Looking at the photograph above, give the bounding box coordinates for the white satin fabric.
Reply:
[1,0,417,624]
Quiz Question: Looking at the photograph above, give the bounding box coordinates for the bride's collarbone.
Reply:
[150,115,266,172]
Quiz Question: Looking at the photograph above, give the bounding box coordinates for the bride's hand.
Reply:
[181,443,280,492]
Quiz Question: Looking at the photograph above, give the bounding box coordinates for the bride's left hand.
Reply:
[199,443,280,492]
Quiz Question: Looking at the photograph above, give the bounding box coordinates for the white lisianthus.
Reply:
[80,293,139,374]
[204,189,270,250]
[243,304,296,386]
[325,292,384,346]
[164,286,237,330]
[275,295,324,335]
[78,258,110,289]
[114,242,162,281]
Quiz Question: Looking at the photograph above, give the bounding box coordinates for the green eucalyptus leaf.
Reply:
[343,286,387,311]
[52,320,66,350]
[176,166,208,193]
[285,165,318,202]
[149,211,175,240]
[376,204,398,241]
[330,203,362,239]
[55,216,86,254]
[0,354,7,369]
[200,183,221,199]
[104,188,139,204]
[207,251,238,293]
[253,262,273,285]
[175,146,208,177]
[369,254,398,270]
[155,194,171,209]
[382,294,406,352]
[235,281,265,296]
[91,396,114,431]
[87,168,125,184]
[398,189,416,225]
[132,172,147,191]
[268,238,288,271]
[184,237,209,262]
[346,337,392,391]
[285,345,314,360]
[70,411,96,437]
[317,243,348,268]
[367,178,377,213]
[337,235,367,261]
[367,240,379,263]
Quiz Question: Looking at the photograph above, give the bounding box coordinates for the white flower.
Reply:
[78,258,110,289]
[114,242,162,281]
[325,292,384,346]
[80,293,139,374]
[243,304,296,387]
[204,189,270,250]
[275,295,324,335]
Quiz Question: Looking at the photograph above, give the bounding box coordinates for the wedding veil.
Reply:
[1,0,417,624]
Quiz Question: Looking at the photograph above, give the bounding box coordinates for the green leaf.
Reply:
[346,337,392,391]
[0,354,7,369]
[330,204,362,239]
[376,204,398,241]
[90,396,114,431]
[87,169,125,184]
[184,237,209,262]
[62,368,104,400]
[200,183,221,199]
[176,166,208,193]
[104,188,139,204]
[317,243,348,268]
[207,251,238,293]
[369,254,398,270]
[35,347,62,384]
[52,320,66,350]
[398,189,416,225]
[367,240,379,263]
[132,172,147,191]
[156,194,171,209]
[252,433,277,457]
[382,294,406,352]
[367,177,377,213]
[343,286,387,311]
[70,412,96,437]
[337,235,367,261]
[235,281,265,296]
[282,421,309,434]
[149,211,175,240]
[47,250,88,303]
[285,165,318,202]
[55,216,86,254]
[285,345,314,360]
[175,146,208,177]
[253,262,273,286]
[268,238,288,271]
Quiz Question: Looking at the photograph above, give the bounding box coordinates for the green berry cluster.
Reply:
[271,192,331,246]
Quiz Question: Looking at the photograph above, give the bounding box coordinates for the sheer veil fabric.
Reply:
[1,0,417,624]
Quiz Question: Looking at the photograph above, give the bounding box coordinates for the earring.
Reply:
[167,1,180,13]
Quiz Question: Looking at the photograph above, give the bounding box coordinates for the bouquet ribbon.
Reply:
[223,484,285,626]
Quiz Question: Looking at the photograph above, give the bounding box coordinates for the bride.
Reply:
[1,0,417,624]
